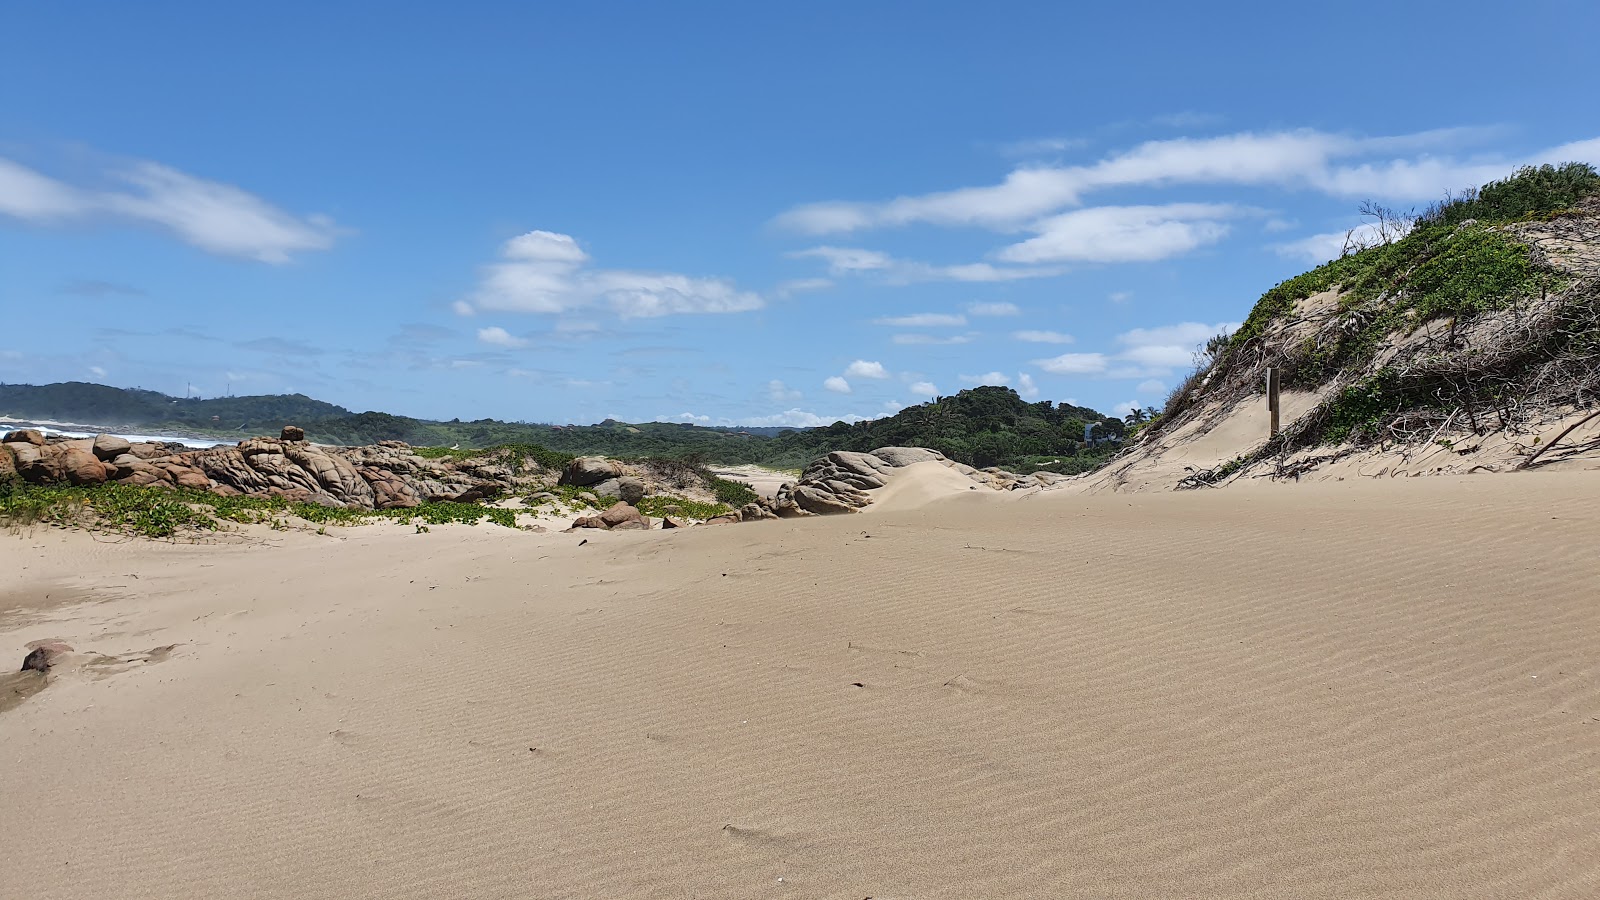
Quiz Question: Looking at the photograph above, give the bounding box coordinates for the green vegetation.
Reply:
[0,480,521,539]
[709,477,759,508]
[1230,164,1594,358]
[635,496,730,520]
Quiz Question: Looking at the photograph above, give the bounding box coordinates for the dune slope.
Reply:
[3,474,1599,898]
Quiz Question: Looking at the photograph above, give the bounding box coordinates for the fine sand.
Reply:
[3,473,1600,898]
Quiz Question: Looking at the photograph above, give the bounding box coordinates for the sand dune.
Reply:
[4,474,1600,898]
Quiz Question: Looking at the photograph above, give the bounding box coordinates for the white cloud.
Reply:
[1111,321,1238,374]
[767,379,803,403]
[469,230,763,319]
[824,376,852,394]
[1274,219,1415,264]
[960,371,1009,386]
[1137,379,1167,394]
[1017,372,1040,399]
[675,412,712,424]
[1013,330,1074,344]
[451,300,475,316]
[999,136,1090,157]
[773,128,1600,235]
[1033,352,1109,375]
[967,301,1020,316]
[844,360,890,379]
[476,326,528,348]
[88,365,107,378]
[910,381,938,396]
[1108,291,1132,304]
[1111,400,1143,417]
[792,245,1062,284]
[0,156,341,263]
[997,203,1241,264]
[892,333,974,345]
[775,277,834,297]
[874,312,966,327]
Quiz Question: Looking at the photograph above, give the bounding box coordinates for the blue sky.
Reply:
[3,2,1598,427]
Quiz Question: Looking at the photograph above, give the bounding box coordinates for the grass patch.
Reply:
[635,496,730,520]
[414,442,575,474]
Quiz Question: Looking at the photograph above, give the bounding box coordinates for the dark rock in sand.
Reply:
[21,640,73,673]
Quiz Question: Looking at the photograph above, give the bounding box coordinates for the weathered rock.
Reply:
[702,513,742,525]
[10,442,56,483]
[871,446,946,467]
[21,640,73,672]
[281,425,306,442]
[578,491,599,505]
[3,429,45,445]
[173,468,211,491]
[128,442,169,460]
[559,456,623,487]
[571,515,607,529]
[610,520,649,531]
[60,447,109,485]
[91,433,132,461]
[661,516,688,529]
[599,503,646,529]
[791,484,859,515]
[592,478,621,499]
[617,476,647,505]
[0,443,15,482]
[740,502,776,521]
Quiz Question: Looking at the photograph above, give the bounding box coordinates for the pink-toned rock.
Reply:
[3,429,45,446]
[60,447,110,485]
[92,433,131,460]
[173,469,211,490]
[598,503,646,529]
[21,640,73,672]
[209,484,242,497]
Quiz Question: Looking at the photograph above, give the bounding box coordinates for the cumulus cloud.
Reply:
[967,301,1020,316]
[734,409,868,428]
[874,312,966,327]
[767,380,803,403]
[791,246,1061,284]
[844,360,890,379]
[0,156,341,262]
[464,230,763,319]
[824,376,852,394]
[910,381,938,396]
[773,128,1600,235]
[1035,321,1237,380]
[960,371,1009,386]
[1016,372,1040,399]
[476,326,528,348]
[1013,330,1074,344]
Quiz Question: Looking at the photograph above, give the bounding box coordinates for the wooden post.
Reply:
[1266,367,1280,437]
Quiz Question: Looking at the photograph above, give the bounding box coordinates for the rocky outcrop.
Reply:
[765,446,1056,517]
[559,456,623,487]
[9,431,538,510]
[571,502,649,531]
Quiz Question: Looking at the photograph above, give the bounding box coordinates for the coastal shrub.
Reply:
[1417,163,1600,228]
[635,496,729,520]
[710,476,759,508]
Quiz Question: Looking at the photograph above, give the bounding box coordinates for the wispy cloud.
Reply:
[967,301,1020,316]
[1033,320,1237,378]
[463,230,764,319]
[236,337,326,356]
[873,313,967,327]
[892,333,974,345]
[773,128,1600,235]
[790,245,1061,284]
[996,203,1244,264]
[0,156,342,262]
[1013,330,1074,344]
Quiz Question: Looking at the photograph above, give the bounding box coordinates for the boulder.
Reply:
[617,476,647,505]
[60,447,109,485]
[592,478,622,499]
[173,468,211,491]
[661,516,689,529]
[571,515,607,529]
[10,442,54,483]
[740,502,776,521]
[559,456,623,487]
[871,446,946,467]
[702,513,741,525]
[598,503,646,529]
[791,484,860,515]
[3,429,44,446]
[0,444,15,482]
[578,491,599,505]
[91,433,132,461]
[280,425,306,442]
[611,520,649,531]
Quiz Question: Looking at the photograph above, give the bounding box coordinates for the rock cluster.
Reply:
[2,428,522,510]
[763,447,1066,517]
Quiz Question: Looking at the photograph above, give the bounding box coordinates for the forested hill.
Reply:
[0,382,1123,472]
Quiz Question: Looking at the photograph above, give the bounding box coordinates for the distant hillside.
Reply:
[0,381,1120,472]
[1091,162,1600,490]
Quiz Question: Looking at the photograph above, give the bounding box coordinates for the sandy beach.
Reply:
[4,472,1600,898]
